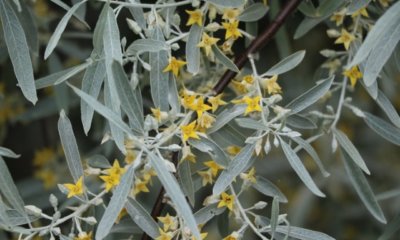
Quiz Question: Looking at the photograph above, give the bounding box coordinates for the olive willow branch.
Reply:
[142,1,302,239]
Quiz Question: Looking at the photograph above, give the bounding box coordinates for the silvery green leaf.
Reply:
[341,149,386,223]
[0,147,20,159]
[298,1,317,17]
[292,137,330,177]
[179,160,195,206]
[238,3,268,22]
[126,0,146,29]
[168,76,181,113]
[92,3,108,51]
[126,198,159,239]
[3,209,38,227]
[44,0,88,59]
[235,118,268,131]
[96,165,135,240]
[274,226,335,240]
[194,203,225,225]
[87,155,111,169]
[0,0,37,104]
[361,78,378,100]
[104,82,125,152]
[206,0,244,8]
[0,157,26,216]
[208,105,246,134]
[0,195,10,227]
[186,25,203,74]
[58,110,84,182]
[264,51,305,76]
[363,112,400,146]
[50,0,89,28]
[378,212,400,240]
[35,61,92,89]
[81,58,106,134]
[253,176,288,203]
[213,144,255,195]
[71,0,86,19]
[270,197,279,238]
[363,24,400,86]
[280,139,325,197]
[212,45,239,72]
[332,128,370,174]
[148,152,201,239]
[112,61,144,134]
[375,90,400,128]
[126,39,168,55]
[317,0,345,17]
[69,84,134,136]
[286,75,334,115]
[347,0,370,13]
[350,1,400,67]
[13,3,38,55]
[189,137,230,167]
[110,219,141,234]
[150,27,169,111]
[286,114,317,129]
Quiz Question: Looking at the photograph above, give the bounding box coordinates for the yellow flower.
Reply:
[208,94,227,112]
[33,148,56,166]
[186,9,203,26]
[242,75,254,84]
[100,174,121,192]
[181,121,200,142]
[182,146,197,163]
[240,96,262,115]
[222,9,240,22]
[116,208,128,224]
[63,176,84,198]
[343,65,363,87]
[156,228,173,240]
[74,232,92,240]
[107,160,126,176]
[351,7,369,18]
[181,92,197,110]
[261,75,282,95]
[133,179,150,195]
[35,169,57,189]
[157,213,177,231]
[194,96,212,118]
[197,112,215,129]
[222,20,242,40]
[204,161,224,177]
[217,192,235,211]
[197,32,219,56]
[124,150,137,164]
[230,80,248,94]
[151,107,162,122]
[191,232,208,240]
[223,232,239,240]
[240,167,256,183]
[198,170,214,186]
[226,145,241,155]
[142,169,157,183]
[330,9,346,26]
[163,57,187,77]
[335,29,355,50]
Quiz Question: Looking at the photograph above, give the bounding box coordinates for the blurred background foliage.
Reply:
[1,0,400,239]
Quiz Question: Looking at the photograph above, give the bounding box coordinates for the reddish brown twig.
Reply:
[141,1,302,239]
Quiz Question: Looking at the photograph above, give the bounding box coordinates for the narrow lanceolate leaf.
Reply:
[0,0,37,104]
[280,139,325,197]
[376,90,400,128]
[69,84,134,137]
[264,51,305,76]
[96,165,135,240]
[0,157,26,216]
[350,1,400,67]
[286,75,334,115]
[58,110,84,182]
[186,24,203,74]
[252,176,288,203]
[286,114,317,129]
[212,45,239,72]
[35,61,92,89]
[189,137,230,167]
[238,3,269,22]
[206,0,244,8]
[292,137,330,177]
[341,149,386,223]
[150,27,169,111]
[363,112,400,146]
[112,61,144,133]
[14,3,38,55]
[104,83,125,153]
[270,197,279,239]
[274,226,335,240]
[0,195,10,227]
[333,129,370,174]
[0,147,20,159]
[126,39,168,56]
[179,160,195,206]
[126,198,159,239]
[44,0,87,59]
[213,144,255,195]
[208,105,246,134]
[81,58,106,134]
[194,203,225,225]
[148,152,201,240]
